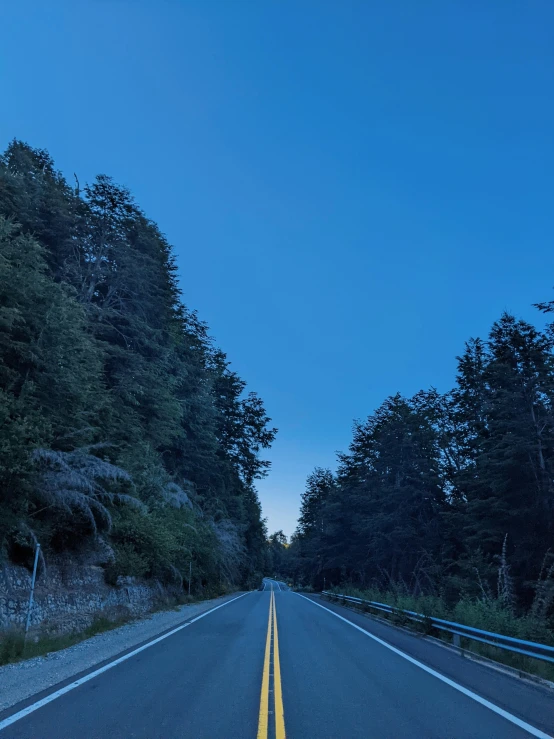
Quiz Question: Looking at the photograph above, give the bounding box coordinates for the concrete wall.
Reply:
[0,562,163,635]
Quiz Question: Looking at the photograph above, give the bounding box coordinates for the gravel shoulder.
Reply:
[0,592,244,713]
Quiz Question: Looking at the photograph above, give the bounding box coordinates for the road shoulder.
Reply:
[0,592,244,714]
[298,593,554,737]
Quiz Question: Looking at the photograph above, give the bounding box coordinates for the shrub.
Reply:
[104,542,149,584]
[0,630,24,664]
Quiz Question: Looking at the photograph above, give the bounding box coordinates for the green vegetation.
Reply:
[0,140,276,594]
[277,301,554,661]
[325,586,554,681]
[0,590,227,668]
[0,615,131,666]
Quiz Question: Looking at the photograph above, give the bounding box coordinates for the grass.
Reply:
[154,583,236,612]
[0,615,131,667]
[326,585,554,682]
[0,585,237,668]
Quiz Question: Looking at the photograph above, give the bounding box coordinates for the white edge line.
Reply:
[0,592,249,732]
[295,593,552,739]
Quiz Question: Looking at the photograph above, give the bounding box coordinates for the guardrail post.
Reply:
[452,633,461,650]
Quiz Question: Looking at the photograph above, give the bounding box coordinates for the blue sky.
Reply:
[3,1,554,536]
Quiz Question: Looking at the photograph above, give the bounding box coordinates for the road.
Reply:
[262,578,289,591]
[0,585,552,738]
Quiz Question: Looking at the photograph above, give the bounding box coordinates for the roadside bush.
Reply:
[330,584,554,648]
[104,542,149,584]
[106,507,190,584]
[452,599,553,645]
[0,630,24,663]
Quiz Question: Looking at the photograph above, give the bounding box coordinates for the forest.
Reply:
[269,308,554,636]
[0,140,277,594]
[3,137,553,636]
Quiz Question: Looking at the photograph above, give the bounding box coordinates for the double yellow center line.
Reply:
[257,586,286,739]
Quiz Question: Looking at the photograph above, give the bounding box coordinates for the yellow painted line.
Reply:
[273,589,286,739]
[257,587,273,739]
[257,585,286,739]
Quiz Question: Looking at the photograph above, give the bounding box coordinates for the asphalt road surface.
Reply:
[1,585,552,738]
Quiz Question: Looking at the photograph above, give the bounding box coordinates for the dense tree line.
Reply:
[287,312,554,618]
[0,140,276,592]
[266,530,289,577]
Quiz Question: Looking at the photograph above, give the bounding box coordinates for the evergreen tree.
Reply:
[0,141,84,285]
[459,315,554,602]
[0,140,276,591]
[293,312,554,614]
[0,217,107,553]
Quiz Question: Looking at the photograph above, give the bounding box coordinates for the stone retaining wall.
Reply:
[0,562,163,635]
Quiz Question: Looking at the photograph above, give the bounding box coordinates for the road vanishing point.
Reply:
[0,580,552,738]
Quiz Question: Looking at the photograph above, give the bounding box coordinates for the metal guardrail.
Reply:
[322,591,554,664]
